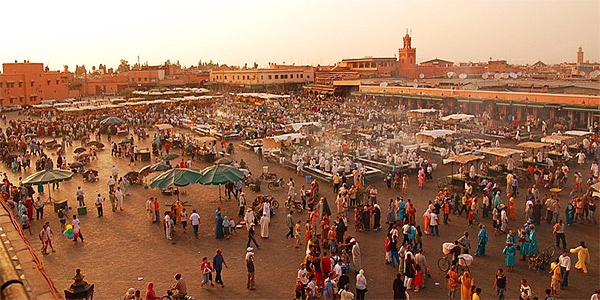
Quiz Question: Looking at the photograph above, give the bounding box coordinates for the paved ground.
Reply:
[3,115,598,300]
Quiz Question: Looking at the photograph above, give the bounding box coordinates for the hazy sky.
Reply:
[2,0,599,71]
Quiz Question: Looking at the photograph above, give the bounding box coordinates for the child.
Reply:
[180,208,188,233]
[222,216,231,239]
[229,218,236,234]
[414,264,423,292]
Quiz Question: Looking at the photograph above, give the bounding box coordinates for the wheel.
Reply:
[161,296,172,300]
[285,201,291,210]
[267,182,275,190]
[272,200,280,209]
[437,257,450,272]
[544,245,556,257]
[295,205,303,213]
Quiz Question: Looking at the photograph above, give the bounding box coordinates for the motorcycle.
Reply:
[267,177,285,190]
[285,195,304,213]
[162,289,194,300]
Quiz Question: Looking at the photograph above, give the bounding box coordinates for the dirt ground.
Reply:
[4,115,598,300]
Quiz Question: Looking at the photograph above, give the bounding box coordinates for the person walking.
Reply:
[34,196,44,220]
[189,209,200,238]
[76,186,85,207]
[72,215,84,242]
[351,238,362,273]
[245,247,256,290]
[238,192,246,218]
[94,194,104,217]
[393,273,407,300]
[200,257,214,289]
[212,249,227,287]
[519,278,532,300]
[493,268,507,300]
[569,241,589,275]
[164,211,173,240]
[553,220,567,250]
[115,187,124,211]
[355,269,367,300]
[476,224,488,256]
[458,271,474,300]
[502,241,516,272]
[247,223,260,248]
[558,250,571,290]
[286,211,294,239]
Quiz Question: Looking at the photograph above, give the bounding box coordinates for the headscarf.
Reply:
[145,282,157,300]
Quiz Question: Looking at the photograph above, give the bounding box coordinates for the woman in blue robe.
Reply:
[502,242,516,271]
[476,225,488,256]
[565,202,575,226]
[527,225,538,257]
[397,199,406,223]
[215,206,224,239]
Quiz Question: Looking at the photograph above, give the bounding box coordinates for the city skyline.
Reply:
[2,0,599,71]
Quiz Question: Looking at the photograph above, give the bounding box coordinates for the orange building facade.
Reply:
[0,62,70,107]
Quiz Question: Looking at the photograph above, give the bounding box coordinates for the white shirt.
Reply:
[72,219,81,231]
[297,268,308,285]
[189,212,200,226]
[429,212,438,226]
[559,255,571,271]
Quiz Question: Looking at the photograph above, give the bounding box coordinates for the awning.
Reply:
[563,106,600,113]
[495,102,512,106]
[154,124,173,131]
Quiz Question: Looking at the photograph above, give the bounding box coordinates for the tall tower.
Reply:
[577,46,584,65]
[398,29,417,79]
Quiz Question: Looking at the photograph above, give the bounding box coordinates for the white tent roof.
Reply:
[267,133,305,142]
[416,129,455,138]
[564,130,593,137]
[440,114,475,122]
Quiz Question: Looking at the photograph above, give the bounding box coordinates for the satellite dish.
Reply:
[419,73,425,79]
[482,73,489,79]
[459,73,467,79]
[413,83,418,88]
[517,72,523,76]
[590,70,600,79]
[501,73,509,79]
[580,71,586,76]
[447,71,455,79]
[493,73,501,79]
[379,82,389,87]
[509,72,517,79]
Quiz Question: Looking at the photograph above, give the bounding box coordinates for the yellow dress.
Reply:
[459,275,474,300]
[570,246,589,273]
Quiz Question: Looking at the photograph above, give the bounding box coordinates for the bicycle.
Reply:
[161,290,194,300]
[437,255,470,275]
[267,177,285,190]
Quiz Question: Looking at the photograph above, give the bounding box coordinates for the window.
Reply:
[19,97,24,103]
[300,74,303,78]
[18,82,23,87]
[56,80,60,85]
[144,77,148,81]
[0,82,2,88]
[138,78,142,82]
[307,75,310,79]
[9,98,14,104]
[268,75,272,80]
[275,75,279,79]
[47,80,51,86]
[261,75,263,80]
[30,81,34,87]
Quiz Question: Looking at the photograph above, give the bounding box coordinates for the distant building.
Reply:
[577,46,584,65]
[420,58,454,68]
[398,32,418,79]
[0,61,70,107]
[209,64,314,89]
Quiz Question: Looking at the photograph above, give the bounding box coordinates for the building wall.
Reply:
[82,75,130,96]
[359,85,600,107]
[0,62,69,106]
[125,69,165,85]
[210,68,314,85]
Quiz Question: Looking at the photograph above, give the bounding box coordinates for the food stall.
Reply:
[478,147,525,177]
[518,141,550,168]
[443,154,485,188]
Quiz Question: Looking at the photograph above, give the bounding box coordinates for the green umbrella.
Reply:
[198,165,244,185]
[149,168,203,189]
[22,169,74,203]
[163,153,180,161]
[198,165,244,201]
